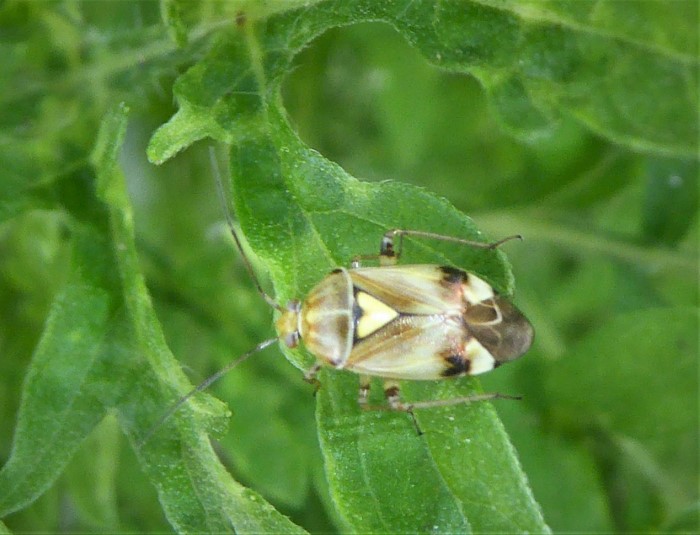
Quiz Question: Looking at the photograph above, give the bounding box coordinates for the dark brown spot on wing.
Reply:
[441,353,471,377]
[439,266,467,285]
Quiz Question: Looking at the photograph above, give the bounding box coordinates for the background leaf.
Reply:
[0,250,113,516]
[1,1,697,533]
[95,105,306,534]
[545,309,698,521]
[642,157,699,246]
[0,104,306,533]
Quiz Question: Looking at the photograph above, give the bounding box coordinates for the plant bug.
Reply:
[141,150,533,444]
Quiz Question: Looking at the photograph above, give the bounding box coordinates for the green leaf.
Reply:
[0,224,114,516]
[0,105,305,533]
[217,87,543,531]
[149,6,545,527]
[642,157,699,246]
[227,105,516,328]
[64,415,121,528]
[149,1,698,163]
[3,1,698,532]
[92,105,307,534]
[225,106,544,531]
[545,307,699,531]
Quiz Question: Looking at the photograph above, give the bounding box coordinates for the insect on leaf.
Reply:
[146,4,552,533]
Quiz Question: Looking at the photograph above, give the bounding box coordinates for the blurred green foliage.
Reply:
[0,1,697,533]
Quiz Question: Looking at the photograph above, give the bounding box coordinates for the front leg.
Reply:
[304,363,322,393]
[382,379,423,435]
[357,375,371,408]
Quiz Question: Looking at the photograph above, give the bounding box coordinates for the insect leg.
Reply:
[380,229,523,264]
[383,380,423,435]
[349,249,400,268]
[392,391,522,411]
[303,363,322,393]
[357,375,371,408]
[352,229,521,268]
[378,386,521,434]
[350,254,379,268]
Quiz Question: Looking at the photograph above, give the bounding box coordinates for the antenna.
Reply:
[139,148,287,448]
[138,337,278,448]
[209,147,282,312]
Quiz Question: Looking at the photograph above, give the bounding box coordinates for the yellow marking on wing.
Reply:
[463,274,494,304]
[355,291,399,339]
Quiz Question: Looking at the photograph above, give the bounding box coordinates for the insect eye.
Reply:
[283,331,299,348]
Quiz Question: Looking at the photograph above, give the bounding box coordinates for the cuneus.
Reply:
[142,151,534,444]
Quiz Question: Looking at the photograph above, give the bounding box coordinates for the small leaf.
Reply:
[642,157,699,246]
[93,106,307,534]
[0,259,113,516]
[150,1,699,164]
[500,400,614,532]
[65,415,121,528]
[545,307,699,529]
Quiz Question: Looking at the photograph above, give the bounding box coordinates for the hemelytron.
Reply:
[141,152,534,443]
